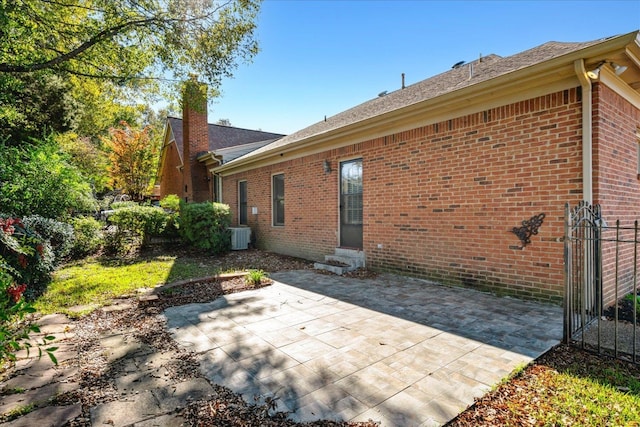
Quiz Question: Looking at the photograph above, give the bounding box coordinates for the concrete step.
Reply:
[324,255,358,267]
[314,248,365,275]
[334,248,365,268]
[313,262,356,275]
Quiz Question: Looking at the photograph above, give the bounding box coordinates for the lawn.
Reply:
[35,248,312,316]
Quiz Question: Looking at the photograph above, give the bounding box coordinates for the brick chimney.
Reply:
[182,76,210,202]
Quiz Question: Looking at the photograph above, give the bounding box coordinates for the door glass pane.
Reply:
[341,160,362,225]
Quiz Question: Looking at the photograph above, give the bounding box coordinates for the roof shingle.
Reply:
[231,36,610,162]
[166,117,285,155]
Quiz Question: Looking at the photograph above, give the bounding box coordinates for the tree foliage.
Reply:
[103,121,159,201]
[0,72,79,144]
[0,0,261,88]
[0,138,98,218]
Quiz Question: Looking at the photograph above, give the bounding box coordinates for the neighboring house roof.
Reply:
[217,31,640,172]
[209,139,280,164]
[165,116,285,156]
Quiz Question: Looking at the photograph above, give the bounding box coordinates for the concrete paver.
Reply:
[164,270,563,427]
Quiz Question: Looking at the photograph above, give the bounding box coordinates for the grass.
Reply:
[34,254,226,315]
[245,269,268,286]
[3,404,34,421]
[512,366,640,425]
[451,344,640,426]
[624,293,640,305]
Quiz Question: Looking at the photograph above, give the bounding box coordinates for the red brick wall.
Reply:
[224,88,586,301]
[224,155,340,261]
[593,83,640,305]
[159,142,183,199]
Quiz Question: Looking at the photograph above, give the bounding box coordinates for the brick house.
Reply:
[156,101,285,203]
[213,31,640,302]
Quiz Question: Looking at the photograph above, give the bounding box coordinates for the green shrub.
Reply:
[70,216,103,258]
[158,195,180,237]
[110,201,138,210]
[21,216,75,264]
[0,138,98,218]
[179,201,232,254]
[159,194,180,212]
[0,217,54,299]
[102,225,133,256]
[106,206,171,254]
[0,219,57,368]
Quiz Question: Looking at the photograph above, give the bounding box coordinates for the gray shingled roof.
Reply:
[213,139,280,164]
[228,36,612,163]
[166,117,285,155]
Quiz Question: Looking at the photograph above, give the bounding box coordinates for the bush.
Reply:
[0,138,98,218]
[179,201,232,254]
[159,194,180,212]
[0,219,56,368]
[110,201,138,210]
[21,216,75,264]
[106,206,171,254]
[0,217,54,299]
[70,216,103,258]
[159,196,180,237]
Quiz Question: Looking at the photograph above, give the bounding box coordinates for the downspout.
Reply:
[574,59,593,203]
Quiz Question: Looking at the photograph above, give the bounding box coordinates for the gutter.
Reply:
[574,59,593,204]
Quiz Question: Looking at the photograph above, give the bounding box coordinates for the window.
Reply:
[213,175,221,202]
[272,174,285,226]
[239,181,248,225]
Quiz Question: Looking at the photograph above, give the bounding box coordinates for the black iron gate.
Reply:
[564,201,639,363]
[563,201,602,344]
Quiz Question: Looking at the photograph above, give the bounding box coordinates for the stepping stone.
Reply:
[0,381,79,416]
[90,390,161,427]
[102,301,134,312]
[154,378,215,412]
[13,343,77,368]
[35,314,75,336]
[99,334,154,363]
[2,366,78,393]
[115,369,173,395]
[139,295,159,304]
[0,404,81,427]
[133,413,188,427]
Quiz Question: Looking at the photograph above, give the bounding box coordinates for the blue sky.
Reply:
[200,0,640,134]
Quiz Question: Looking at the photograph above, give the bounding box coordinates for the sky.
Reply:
[190,0,640,135]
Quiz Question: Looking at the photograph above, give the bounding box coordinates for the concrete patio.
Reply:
[163,270,563,426]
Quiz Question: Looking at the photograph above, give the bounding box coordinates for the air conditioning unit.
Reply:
[230,227,251,250]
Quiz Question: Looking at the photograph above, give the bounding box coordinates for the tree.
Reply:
[0,0,261,89]
[103,122,158,201]
[0,72,80,144]
[0,138,97,218]
[56,132,110,195]
[216,118,232,126]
